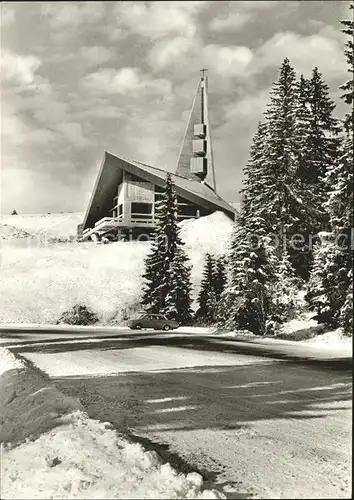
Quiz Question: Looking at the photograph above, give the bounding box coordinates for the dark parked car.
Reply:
[127,313,179,331]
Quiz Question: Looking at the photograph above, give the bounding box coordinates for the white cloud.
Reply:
[79,46,113,67]
[148,38,254,84]
[1,50,41,85]
[209,1,280,32]
[33,100,69,125]
[238,1,280,10]
[209,12,252,32]
[81,67,141,94]
[148,37,196,70]
[1,5,15,26]
[81,105,123,120]
[113,1,207,39]
[222,89,270,123]
[80,67,172,98]
[41,2,106,42]
[55,122,88,148]
[250,30,346,79]
[203,45,253,76]
[42,2,105,29]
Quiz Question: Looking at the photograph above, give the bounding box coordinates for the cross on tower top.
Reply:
[200,68,208,79]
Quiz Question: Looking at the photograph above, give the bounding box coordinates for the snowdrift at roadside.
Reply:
[0,212,234,324]
[0,347,24,375]
[0,347,223,499]
[303,328,353,349]
[2,412,222,500]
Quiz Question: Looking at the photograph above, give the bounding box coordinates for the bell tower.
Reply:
[176,70,217,191]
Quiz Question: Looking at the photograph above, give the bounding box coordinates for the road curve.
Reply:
[4,329,352,499]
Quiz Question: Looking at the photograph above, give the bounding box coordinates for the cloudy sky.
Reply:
[0,1,350,214]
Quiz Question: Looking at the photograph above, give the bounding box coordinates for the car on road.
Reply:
[127,313,179,331]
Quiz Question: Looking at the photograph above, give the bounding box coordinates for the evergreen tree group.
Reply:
[307,2,353,334]
[220,2,353,335]
[141,174,193,325]
[196,253,227,324]
[140,3,352,335]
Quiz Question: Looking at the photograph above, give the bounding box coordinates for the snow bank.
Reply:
[279,315,318,335]
[303,328,353,349]
[0,347,24,375]
[0,348,223,499]
[0,212,233,324]
[217,330,257,340]
[2,411,222,500]
[0,347,83,445]
[176,326,216,334]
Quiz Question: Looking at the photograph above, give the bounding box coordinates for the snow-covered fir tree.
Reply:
[305,67,341,201]
[340,2,354,133]
[141,174,193,324]
[164,247,193,325]
[307,4,353,334]
[214,256,227,301]
[196,253,218,324]
[315,137,353,331]
[221,62,309,334]
[261,58,301,237]
[239,121,268,222]
[307,232,349,326]
[224,219,280,335]
[259,59,315,277]
[293,69,341,278]
[271,252,303,328]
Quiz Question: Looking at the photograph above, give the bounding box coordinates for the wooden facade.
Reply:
[81,166,215,241]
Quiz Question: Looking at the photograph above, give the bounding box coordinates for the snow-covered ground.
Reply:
[303,328,353,348]
[217,312,352,356]
[0,213,84,242]
[0,346,24,375]
[2,412,222,499]
[0,347,223,499]
[7,334,351,499]
[0,212,233,325]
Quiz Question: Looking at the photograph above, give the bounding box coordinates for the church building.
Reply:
[79,71,236,241]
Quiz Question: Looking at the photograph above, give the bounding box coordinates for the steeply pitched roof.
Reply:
[82,151,236,230]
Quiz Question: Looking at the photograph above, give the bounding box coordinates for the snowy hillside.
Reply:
[0,212,233,324]
[0,213,84,242]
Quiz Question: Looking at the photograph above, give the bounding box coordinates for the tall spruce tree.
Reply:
[225,220,279,335]
[141,174,193,324]
[197,253,217,324]
[221,61,308,334]
[305,67,341,201]
[293,69,341,278]
[340,2,354,133]
[214,256,227,300]
[165,247,193,324]
[261,58,311,263]
[240,121,268,223]
[307,3,353,334]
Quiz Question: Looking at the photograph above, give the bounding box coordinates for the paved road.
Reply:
[3,329,352,499]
